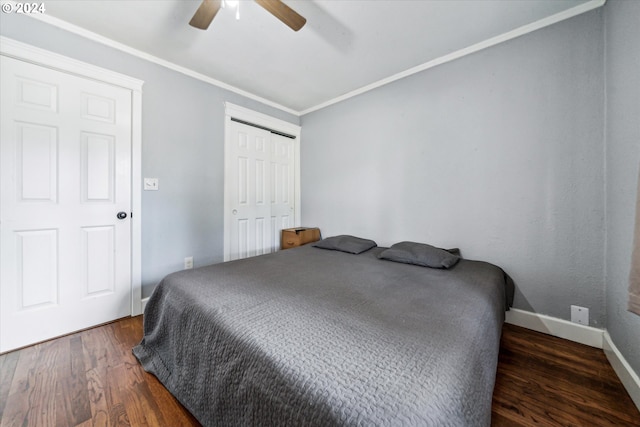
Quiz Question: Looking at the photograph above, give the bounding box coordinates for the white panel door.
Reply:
[227,121,273,260]
[0,56,132,352]
[269,133,295,246]
[225,121,296,261]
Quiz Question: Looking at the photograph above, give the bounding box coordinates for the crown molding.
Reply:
[19,0,606,117]
[24,8,299,116]
[299,0,607,115]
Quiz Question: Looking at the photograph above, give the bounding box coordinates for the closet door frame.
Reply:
[223,102,301,261]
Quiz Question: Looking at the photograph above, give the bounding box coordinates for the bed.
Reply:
[133,237,514,426]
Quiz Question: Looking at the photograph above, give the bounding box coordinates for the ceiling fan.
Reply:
[189,0,307,31]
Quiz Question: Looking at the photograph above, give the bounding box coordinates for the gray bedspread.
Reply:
[133,245,513,426]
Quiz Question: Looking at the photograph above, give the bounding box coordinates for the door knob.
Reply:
[117,211,128,220]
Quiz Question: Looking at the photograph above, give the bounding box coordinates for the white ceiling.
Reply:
[35,0,597,115]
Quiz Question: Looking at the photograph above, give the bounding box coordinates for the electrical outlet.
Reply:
[570,305,589,325]
[184,256,193,269]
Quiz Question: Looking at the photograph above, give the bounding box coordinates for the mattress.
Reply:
[133,244,513,426]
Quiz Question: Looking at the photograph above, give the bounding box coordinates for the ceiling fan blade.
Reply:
[255,0,306,31]
[189,0,222,30]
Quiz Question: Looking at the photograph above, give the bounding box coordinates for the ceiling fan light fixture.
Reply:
[223,0,240,20]
[189,0,222,30]
[190,0,306,31]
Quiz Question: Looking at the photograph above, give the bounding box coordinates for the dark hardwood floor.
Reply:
[493,324,639,426]
[1,317,638,426]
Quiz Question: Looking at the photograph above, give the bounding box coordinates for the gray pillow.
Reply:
[312,235,377,254]
[446,248,461,256]
[377,241,460,269]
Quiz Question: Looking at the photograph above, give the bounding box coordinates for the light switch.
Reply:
[144,178,158,191]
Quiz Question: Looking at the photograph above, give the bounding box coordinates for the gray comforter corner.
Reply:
[133,245,510,426]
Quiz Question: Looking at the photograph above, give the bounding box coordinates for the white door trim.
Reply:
[0,36,144,316]
[223,102,301,261]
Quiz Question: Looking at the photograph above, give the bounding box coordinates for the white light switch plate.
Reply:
[143,178,158,191]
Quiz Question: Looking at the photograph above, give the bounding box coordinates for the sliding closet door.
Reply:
[226,120,274,260]
[269,132,295,246]
[224,111,298,261]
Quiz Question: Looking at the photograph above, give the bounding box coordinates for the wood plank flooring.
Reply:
[493,323,639,426]
[1,317,638,426]
[0,317,199,427]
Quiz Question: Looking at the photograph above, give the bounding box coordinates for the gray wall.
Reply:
[0,14,299,298]
[604,0,640,376]
[301,10,606,326]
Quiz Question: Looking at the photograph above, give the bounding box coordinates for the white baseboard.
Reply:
[505,308,604,348]
[603,331,640,411]
[141,297,150,313]
[505,308,640,411]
